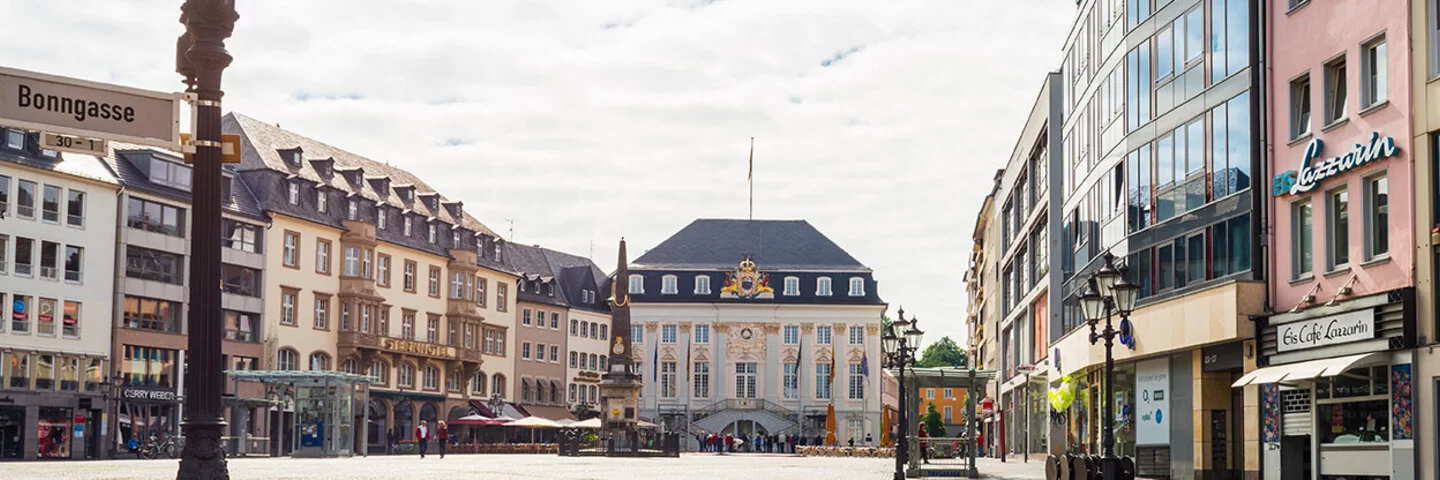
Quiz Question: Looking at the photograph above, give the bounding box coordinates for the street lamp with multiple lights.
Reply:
[882,308,923,480]
[1076,252,1139,480]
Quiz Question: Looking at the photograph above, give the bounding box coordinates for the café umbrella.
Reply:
[824,403,837,446]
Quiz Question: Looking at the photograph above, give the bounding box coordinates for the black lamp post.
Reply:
[1076,252,1139,480]
[883,308,924,480]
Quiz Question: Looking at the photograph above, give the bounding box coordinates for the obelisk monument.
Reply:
[599,238,643,453]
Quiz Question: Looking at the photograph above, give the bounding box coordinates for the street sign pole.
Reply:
[174,1,238,479]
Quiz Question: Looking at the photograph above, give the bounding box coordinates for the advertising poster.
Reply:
[1135,358,1169,445]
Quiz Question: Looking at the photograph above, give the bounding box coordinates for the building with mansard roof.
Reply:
[626,219,884,449]
[224,113,518,455]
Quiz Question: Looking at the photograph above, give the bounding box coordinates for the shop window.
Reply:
[37,407,72,459]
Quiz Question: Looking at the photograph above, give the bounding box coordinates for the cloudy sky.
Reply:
[3,0,1073,348]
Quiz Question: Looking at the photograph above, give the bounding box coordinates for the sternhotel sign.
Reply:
[382,338,457,359]
[1277,310,1375,353]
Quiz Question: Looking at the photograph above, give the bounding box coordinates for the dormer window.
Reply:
[661,275,678,294]
[428,223,437,244]
[316,190,328,213]
[784,277,799,296]
[280,148,303,166]
[288,182,300,205]
[848,277,865,296]
[694,275,711,295]
[309,159,333,177]
[628,275,644,294]
[494,241,504,262]
[149,157,193,191]
[452,231,461,246]
[378,208,388,229]
[816,277,833,296]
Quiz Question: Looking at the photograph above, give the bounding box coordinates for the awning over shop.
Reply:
[1231,352,1388,388]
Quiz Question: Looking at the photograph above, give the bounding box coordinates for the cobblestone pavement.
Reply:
[0,453,1048,479]
[0,454,894,480]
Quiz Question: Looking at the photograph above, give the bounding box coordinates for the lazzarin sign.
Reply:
[1271,132,1400,196]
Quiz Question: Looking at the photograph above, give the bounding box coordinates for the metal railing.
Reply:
[692,398,799,423]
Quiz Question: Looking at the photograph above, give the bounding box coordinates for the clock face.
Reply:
[740,328,753,340]
[612,338,625,355]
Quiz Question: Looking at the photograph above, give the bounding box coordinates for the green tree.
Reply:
[923,402,947,437]
[916,336,969,368]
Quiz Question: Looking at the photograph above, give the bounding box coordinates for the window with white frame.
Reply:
[397,364,415,388]
[378,208,387,229]
[1293,199,1314,279]
[1362,35,1388,109]
[661,275,677,294]
[288,183,300,205]
[309,352,330,371]
[535,343,545,362]
[66,190,84,227]
[660,362,676,398]
[694,275,711,294]
[848,363,864,400]
[632,325,644,344]
[815,362,831,399]
[283,232,298,267]
[347,199,358,220]
[628,275,644,294]
[316,190,328,213]
[314,296,329,330]
[522,342,531,360]
[281,291,296,325]
[849,326,864,345]
[1327,187,1350,270]
[734,362,757,399]
[693,362,710,398]
[569,351,577,368]
[428,224,437,244]
[1324,58,1347,125]
[403,216,412,237]
[661,325,677,344]
[423,366,439,390]
[343,247,359,276]
[848,277,864,296]
[277,349,298,371]
[783,325,799,345]
[450,272,466,299]
[816,325,832,345]
[783,277,799,296]
[1364,174,1389,260]
[1291,74,1312,140]
[315,240,330,274]
[694,324,710,344]
[816,277,832,296]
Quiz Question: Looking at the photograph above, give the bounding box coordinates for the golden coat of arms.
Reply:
[721,257,774,299]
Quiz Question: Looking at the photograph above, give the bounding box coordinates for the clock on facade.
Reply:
[739,328,753,340]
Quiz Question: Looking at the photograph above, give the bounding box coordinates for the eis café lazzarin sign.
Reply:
[1272,132,1400,197]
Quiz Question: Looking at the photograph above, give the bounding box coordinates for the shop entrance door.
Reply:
[1278,435,1310,480]
[85,413,100,459]
[0,407,24,459]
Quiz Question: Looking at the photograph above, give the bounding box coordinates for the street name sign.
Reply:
[0,66,182,149]
[41,132,108,157]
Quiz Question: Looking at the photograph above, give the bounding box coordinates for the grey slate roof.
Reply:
[505,243,569,308]
[541,248,610,314]
[223,112,497,237]
[631,219,869,271]
[97,143,266,220]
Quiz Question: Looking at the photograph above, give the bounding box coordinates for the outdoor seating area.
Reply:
[798,446,895,458]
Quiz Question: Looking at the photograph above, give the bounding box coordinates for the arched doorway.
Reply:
[367,399,388,455]
[392,401,413,448]
[721,420,769,438]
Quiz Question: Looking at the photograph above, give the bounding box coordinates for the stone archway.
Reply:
[367,399,389,454]
[393,401,413,446]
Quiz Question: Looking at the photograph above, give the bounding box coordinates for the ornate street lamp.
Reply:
[1078,252,1139,480]
[883,308,924,480]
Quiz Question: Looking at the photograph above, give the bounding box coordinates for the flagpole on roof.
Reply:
[748,137,754,221]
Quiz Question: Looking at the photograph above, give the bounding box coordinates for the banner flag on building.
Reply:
[652,343,659,379]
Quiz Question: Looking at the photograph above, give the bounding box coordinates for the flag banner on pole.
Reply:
[652,343,659,379]
[748,137,754,181]
[685,337,692,382]
[862,351,870,377]
[829,351,836,385]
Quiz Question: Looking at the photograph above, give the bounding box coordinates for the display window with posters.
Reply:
[37,407,71,459]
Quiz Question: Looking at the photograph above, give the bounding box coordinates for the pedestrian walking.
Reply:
[386,428,396,455]
[977,432,986,457]
[918,428,930,464]
[788,433,796,453]
[415,420,431,459]
[725,433,733,453]
[753,434,761,452]
[437,421,448,459]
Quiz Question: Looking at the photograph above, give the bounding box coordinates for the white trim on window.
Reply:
[848,277,865,296]
[629,274,644,294]
[661,275,678,294]
[694,275,711,295]
[783,277,799,296]
[816,277,833,296]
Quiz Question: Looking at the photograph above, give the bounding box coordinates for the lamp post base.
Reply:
[176,421,229,480]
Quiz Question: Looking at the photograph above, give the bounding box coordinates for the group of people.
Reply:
[697,431,872,453]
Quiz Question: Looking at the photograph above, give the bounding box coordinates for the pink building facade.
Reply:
[1251,2,1418,480]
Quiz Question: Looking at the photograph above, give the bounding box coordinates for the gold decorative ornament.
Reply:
[612,337,626,355]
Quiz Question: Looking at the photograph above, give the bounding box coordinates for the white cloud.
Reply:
[1,0,1073,348]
